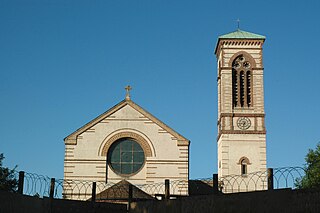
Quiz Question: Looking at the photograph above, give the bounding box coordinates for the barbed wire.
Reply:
[218,170,268,193]
[218,167,306,193]
[14,166,306,200]
[273,166,306,189]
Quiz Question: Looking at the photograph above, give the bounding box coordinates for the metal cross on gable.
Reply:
[237,18,240,30]
[125,85,132,100]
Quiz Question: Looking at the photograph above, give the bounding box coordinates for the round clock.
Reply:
[237,117,251,130]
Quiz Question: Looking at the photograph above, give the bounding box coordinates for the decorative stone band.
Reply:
[100,131,153,157]
[217,130,266,141]
[220,113,265,118]
[218,114,265,130]
[215,40,264,56]
[220,40,264,46]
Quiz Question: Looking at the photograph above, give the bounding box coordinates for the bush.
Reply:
[296,143,320,189]
[0,153,18,192]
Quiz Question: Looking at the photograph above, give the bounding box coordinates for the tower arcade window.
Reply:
[232,54,253,108]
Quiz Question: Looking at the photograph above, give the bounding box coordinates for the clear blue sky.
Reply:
[1,0,320,179]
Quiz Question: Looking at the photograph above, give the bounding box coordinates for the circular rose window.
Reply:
[107,138,145,175]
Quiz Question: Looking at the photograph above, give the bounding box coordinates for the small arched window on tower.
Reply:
[238,157,250,176]
[232,54,253,108]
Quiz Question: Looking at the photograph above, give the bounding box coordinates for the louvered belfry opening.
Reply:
[232,54,252,108]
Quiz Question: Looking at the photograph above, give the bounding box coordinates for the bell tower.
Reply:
[214,29,267,186]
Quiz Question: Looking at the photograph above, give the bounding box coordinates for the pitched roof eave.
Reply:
[64,100,128,145]
[128,101,190,146]
[214,29,266,55]
[64,99,190,146]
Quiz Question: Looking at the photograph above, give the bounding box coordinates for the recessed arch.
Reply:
[231,52,254,108]
[100,130,154,157]
[228,51,256,68]
[238,156,251,165]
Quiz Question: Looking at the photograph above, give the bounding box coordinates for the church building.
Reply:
[63,28,268,197]
[215,29,267,192]
[63,88,190,198]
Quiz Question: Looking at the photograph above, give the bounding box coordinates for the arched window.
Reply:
[232,54,253,108]
[239,157,250,176]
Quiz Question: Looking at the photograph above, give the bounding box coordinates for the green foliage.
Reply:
[296,143,320,189]
[0,153,18,192]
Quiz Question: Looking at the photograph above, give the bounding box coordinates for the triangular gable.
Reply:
[64,99,190,146]
[93,180,154,201]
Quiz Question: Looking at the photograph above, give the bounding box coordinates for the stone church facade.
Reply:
[63,94,190,198]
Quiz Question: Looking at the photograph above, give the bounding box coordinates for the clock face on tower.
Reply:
[237,117,251,130]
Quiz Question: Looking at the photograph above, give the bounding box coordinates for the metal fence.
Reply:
[14,166,306,201]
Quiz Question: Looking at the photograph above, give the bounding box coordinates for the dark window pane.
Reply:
[121,163,132,174]
[121,151,132,163]
[133,152,144,163]
[241,165,245,175]
[121,140,132,151]
[133,163,143,173]
[111,149,120,163]
[112,145,120,152]
[133,142,143,152]
[111,163,120,172]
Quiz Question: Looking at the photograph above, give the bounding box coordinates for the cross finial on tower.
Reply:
[125,85,132,100]
[236,18,240,30]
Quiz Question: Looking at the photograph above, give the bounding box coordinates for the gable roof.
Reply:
[64,99,190,146]
[93,180,155,201]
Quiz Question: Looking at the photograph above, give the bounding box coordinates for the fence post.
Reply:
[128,184,133,212]
[49,178,55,198]
[165,179,170,200]
[213,173,219,194]
[267,168,274,190]
[92,182,96,203]
[18,171,25,194]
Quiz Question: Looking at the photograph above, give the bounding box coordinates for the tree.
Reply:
[0,153,18,192]
[296,143,320,189]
